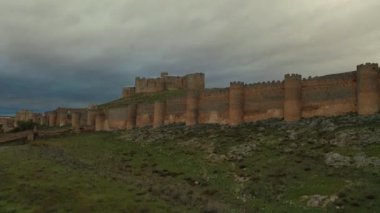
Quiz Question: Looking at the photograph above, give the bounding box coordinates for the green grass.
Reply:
[0,114,379,212]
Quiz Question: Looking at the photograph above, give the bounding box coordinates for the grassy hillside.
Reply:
[98,90,186,110]
[0,114,379,212]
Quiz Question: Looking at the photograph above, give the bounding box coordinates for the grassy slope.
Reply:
[97,90,186,110]
[0,114,379,212]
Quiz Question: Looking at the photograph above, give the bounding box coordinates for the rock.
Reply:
[331,128,380,147]
[359,131,380,145]
[320,119,337,132]
[368,157,380,167]
[325,152,379,168]
[353,153,369,168]
[330,130,359,147]
[227,143,257,161]
[206,153,227,163]
[258,127,265,132]
[325,152,351,168]
[233,173,251,183]
[287,130,298,140]
[306,195,328,207]
[353,153,380,167]
[300,194,338,207]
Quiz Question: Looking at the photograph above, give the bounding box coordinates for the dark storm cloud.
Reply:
[0,0,379,114]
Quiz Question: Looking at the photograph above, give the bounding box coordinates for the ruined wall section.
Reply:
[244,81,284,122]
[301,72,357,118]
[199,88,229,124]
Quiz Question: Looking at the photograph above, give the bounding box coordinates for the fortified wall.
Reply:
[0,116,15,132]
[14,110,44,127]
[45,108,88,128]
[44,62,380,131]
[123,72,205,96]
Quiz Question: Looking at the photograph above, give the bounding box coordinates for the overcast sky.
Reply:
[0,0,379,115]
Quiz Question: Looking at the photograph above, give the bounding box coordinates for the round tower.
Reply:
[185,73,205,91]
[229,81,244,125]
[71,112,80,130]
[186,90,199,126]
[95,112,105,131]
[185,73,204,126]
[153,101,166,128]
[57,110,67,127]
[357,63,379,115]
[284,74,302,122]
[126,104,137,130]
[87,110,96,127]
[48,112,57,127]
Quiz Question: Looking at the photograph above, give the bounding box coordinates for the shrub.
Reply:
[11,120,38,132]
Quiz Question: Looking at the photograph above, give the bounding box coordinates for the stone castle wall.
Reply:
[244,81,284,122]
[131,73,205,95]
[43,62,380,131]
[106,107,128,130]
[199,88,229,124]
[301,72,357,118]
[136,103,154,128]
[45,108,88,128]
[165,97,187,124]
[89,62,379,131]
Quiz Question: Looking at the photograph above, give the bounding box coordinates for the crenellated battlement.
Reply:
[245,80,283,88]
[122,87,136,98]
[357,62,379,70]
[43,62,380,130]
[285,73,302,80]
[357,63,379,115]
[230,81,245,87]
[133,72,205,94]
[302,72,356,88]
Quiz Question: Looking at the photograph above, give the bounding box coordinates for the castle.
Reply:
[12,62,380,131]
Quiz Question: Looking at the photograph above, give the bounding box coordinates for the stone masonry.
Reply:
[41,63,380,131]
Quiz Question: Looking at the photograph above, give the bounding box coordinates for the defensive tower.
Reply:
[185,73,204,126]
[95,112,105,131]
[126,104,137,130]
[153,101,166,128]
[229,82,244,125]
[357,63,379,115]
[71,112,80,129]
[284,74,302,121]
[48,111,57,127]
[87,110,96,127]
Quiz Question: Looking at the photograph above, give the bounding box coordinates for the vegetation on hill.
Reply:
[97,90,186,110]
[0,113,379,212]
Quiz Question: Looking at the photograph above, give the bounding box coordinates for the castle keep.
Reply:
[34,62,380,131]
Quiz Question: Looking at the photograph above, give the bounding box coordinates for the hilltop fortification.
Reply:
[41,62,380,131]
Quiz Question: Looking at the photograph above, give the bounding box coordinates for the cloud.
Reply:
[0,0,379,114]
